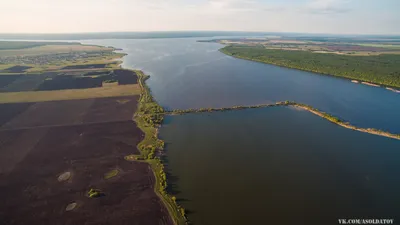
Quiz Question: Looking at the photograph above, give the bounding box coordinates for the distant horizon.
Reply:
[0,31,399,37]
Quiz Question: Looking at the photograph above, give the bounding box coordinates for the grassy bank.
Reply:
[167,101,400,141]
[220,46,400,88]
[127,70,187,225]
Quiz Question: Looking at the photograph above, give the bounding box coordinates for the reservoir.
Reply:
[83,38,400,133]
[79,38,400,224]
[160,107,400,225]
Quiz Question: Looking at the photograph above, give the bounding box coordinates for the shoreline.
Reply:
[166,101,400,141]
[219,47,400,91]
[126,69,187,225]
[386,87,400,93]
[115,46,398,225]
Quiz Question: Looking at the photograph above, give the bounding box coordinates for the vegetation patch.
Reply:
[62,64,107,70]
[104,169,119,180]
[103,79,118,83]
[132,70,187,225]
[0,41,78,50]
[87,188,105,198]
[221,46,400,88]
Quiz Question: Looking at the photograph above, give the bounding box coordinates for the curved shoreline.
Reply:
[128,70,187,225]
[118,48,398,225]
[166,101,400,141]
[219,47,400,91]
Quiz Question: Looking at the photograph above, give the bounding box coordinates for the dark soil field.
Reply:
[1,99,95,130]
[62,64,107,70]
[0,73,55,92]
[1,65,32,73]
[0,103,33,127]
[0,75,23,88]
[0,95,172,225]
[37,76,103,91]
[0,96,139,130]
[0,69,137,92]
[0,121,171,225]
[113,69,138,84]
[0,128,48,174]
[83,71,111,76]
[83,96,138,123]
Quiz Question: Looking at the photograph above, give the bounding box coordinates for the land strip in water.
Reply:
[2,39,399,225]
[125,70,187,225]
[166,102,400,141]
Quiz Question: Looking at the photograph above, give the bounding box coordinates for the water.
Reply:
[160,107,400,225]
[82,38,400,133]
[78,38,400,224]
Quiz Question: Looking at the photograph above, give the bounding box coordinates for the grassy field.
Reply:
[0,53,124,73]
[0,41,80,50]
[209,37,400,56]
[0,84,140,103]
[356,43,400,49]
[0,44,113,57]
[221,46,400,88]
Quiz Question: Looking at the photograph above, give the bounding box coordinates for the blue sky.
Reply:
[0,0,399,34]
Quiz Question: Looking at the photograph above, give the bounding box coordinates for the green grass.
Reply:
[1,52,125,73]
[221,46,400,88]
[0,44,114,57]
[126,70,187,225]
[0,41,79,50]
[104,169,119,179]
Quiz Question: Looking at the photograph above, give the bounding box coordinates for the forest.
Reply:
[221,46,400,88]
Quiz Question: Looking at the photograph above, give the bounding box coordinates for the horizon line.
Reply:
[0,31,399,37]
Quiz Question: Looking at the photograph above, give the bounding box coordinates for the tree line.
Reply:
[221,46,400,88]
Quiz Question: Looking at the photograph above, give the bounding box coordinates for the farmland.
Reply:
[0,41,79,50]
[203,36,400,56]
[0,44,114,57]
[0,41,174,225]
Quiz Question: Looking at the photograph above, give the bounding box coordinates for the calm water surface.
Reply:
[80,38,400,225]
[82,38,400,133]
[160,107,400,225]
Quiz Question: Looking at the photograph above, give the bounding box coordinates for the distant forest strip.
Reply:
[0,41,79,50]
[166,101,400,141]
[220,46,400,88]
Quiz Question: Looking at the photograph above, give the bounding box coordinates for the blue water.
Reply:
[161,107,400,225]
[82,38,400,133]
[79,38,400,225]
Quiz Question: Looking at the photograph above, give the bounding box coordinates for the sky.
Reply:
[1,0,399,34]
